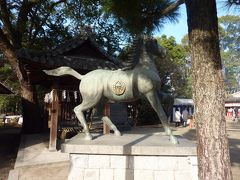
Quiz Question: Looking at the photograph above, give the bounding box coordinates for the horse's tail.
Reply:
[43,66,83,80]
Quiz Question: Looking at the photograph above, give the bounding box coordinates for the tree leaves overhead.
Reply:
[102,0,180,35]
[219,15,240,91]
[219,15,240,53]
[64,0,131,55]
[224,0,240,9]
[156,35,191,97]
[0,0,72,50]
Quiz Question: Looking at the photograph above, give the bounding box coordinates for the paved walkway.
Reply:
[7,120,240,180]
[8,134,69,180]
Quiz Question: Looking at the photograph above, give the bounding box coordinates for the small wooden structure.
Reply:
[18,34,124,150]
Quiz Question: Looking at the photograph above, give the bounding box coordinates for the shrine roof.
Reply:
[17,35,122,71]
[226,96,240,103]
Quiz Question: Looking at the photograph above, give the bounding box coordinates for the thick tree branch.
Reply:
[0,28,24,83]
[161,0,185,16]
[18,0,67,46]
[0,0,18,47]
[228,0,240,5]
[49,0,67,10]
[0,28,13,49]
[16,0,38,46]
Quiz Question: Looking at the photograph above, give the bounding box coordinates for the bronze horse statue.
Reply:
[43,36,178,144]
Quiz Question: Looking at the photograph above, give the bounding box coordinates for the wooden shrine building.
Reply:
[17,34,123,150]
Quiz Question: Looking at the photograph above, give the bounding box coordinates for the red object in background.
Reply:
[227,108,233,117]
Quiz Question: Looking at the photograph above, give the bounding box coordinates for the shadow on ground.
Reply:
[0,128,21,180]
[229,138,240,165]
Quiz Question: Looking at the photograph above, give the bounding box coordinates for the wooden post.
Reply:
[49,89,59,151]
[103,102,110,134]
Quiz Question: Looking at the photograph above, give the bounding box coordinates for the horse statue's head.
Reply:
[143,35,166,59]
[122,35,166,70]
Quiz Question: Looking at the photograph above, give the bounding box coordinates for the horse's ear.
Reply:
[153,38,158,44]
[142,34,150,41]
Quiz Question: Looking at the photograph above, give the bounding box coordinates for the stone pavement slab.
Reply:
[8,133,69,180]
[14,134,69,168]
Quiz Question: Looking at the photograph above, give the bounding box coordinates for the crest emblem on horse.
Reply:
[112,81,126,95]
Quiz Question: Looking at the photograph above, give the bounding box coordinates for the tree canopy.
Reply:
[156,35,191,97]
[225,0,240,8]
[63,0,131,55]
[102,0,184,35]
[219,15,240,91]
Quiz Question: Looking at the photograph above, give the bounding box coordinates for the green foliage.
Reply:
[102,0,180,35]
[0,59,20,93]
[156,35,192,98]
[219,15,240,91]
[157,35,187,65]
[0,56,20,114]
[62,0,132,55]
[22,1,73,49]
[181,15,240,93]
[219,15,240,53]
[0,94,21,114]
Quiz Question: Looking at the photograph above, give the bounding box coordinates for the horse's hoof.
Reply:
[85,133,93,140]
[170,135,179,144]
[114,131,121,136]
[164,127,171,136]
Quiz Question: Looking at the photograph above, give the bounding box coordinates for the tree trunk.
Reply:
[185,1,232,180]
[0,42,42,133]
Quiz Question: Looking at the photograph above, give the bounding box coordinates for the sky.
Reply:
[156,1,239,43]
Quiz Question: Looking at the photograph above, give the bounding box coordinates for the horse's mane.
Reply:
[121,36,143,70]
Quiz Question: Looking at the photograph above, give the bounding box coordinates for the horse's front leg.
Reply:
[74,104,93,140]
[102,116,121,136]
[145,91,179,144]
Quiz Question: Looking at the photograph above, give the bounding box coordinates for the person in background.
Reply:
[238,109,240,119]
[227,107,233,117]
[182,108,189,127]
[175,109,181,127]
[233,107,238,121]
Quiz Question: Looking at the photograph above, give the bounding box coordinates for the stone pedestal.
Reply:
[62,130,198,180]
